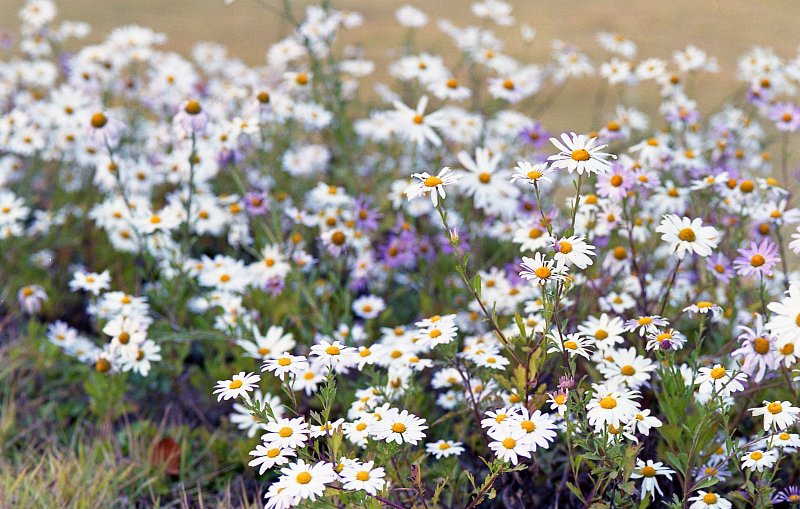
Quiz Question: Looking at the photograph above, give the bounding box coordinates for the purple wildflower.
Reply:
[519,122,550,148]
[733,238,780,277]
[706,253,734,283]
[769,102,800,132]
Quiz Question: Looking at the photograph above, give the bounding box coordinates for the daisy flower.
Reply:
[310,339,358,369]
[688,491,731,509]
[767,283,800,342]
[507,409,558,452]
[405,167,461,207]
[750,400,800,431]
[733,239,780,277]
[683,301,723,318]
[630,458,674,500]
[627,409,663,436]
[352,295,385,319]
[740,448,779,472]
[488,427,532,465]
[548,132,616,175]
[645,328,686,351]
[213,371,261,401]
[274,459,337,505]
[732,315,778,382]
[624,315,668,336]
[553,235,596,269]
[706,253,734,283]
[695,365,747,397]
[548,332,594,360]
[263,416,310,449]
[773,486,800,504]
[509,161,554,185]
[340,460,386,495]
[578,314,626,350]
[69,270,111,295]
[548,390,569,416]
[426,440,465,459]
[519,253,569,285]
[238,325,295,360]
[599,347,656,389]
[261,354,309,380]
[586,383,641,433]
[248,443,296,475]
[655,214,720,259]
[371,408,428,445]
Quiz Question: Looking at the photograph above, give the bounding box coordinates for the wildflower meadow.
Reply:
[4,0,800,507]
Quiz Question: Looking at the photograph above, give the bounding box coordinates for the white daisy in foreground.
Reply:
[688,491,731,509]
[340,460,386,495]
[740,448,778,472]
[750,400,800,430]
[508,409,558,452]
[262,416,310,449]
[213,371,260,401]
[371,408,428,445]
[655,214,720,259]
[767,283,800,341]
[274,459,337,505]
[248,442,296,475]
[262,354,309,380]
[630,458,673,500]
[547,333,594,360]
[586,383,641,433]
[426,440,465,459]
[488,427,532,465]
[548,132,616,175]
[553,235,596,269]
[405,167,461,207]
[509,161,555,185]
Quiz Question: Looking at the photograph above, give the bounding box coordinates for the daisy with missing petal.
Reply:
[740,449,778,472]
[519,253,569,285]
[238,325,296,360]
[371,408,428,445]
[548,132,616,175]
[426,440,465,459]
[340,460,386,495]
[656,214,720,259]
[767,283,800,342]
[405,167,461,207]
[553,235,596,269]
[509,161,555,186]
[548,390,569,416]
[750,400,800,431]
[630,458,674,500]
[213,371,261,401]
[688,491,731,509]
[683,301,723,319]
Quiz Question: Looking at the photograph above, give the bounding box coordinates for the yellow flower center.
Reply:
[768,402,783,414]
[185,100,202,115]
[571,149,590,161]
[478,172,491,183]
[750,254,766,267]
[438,442,451,450]
[750,451,763,460]
[563,340,578,350]
[356,423,367,431]
[527,170,543,180]
[642,466,656,477]
[277,357,291,366]
[599,396,617,409]
[356,471,370,481]
[296,471,312,484]
[740,180,755,193]
[620,365,636,376]
[781,343,795,355]
[325,345,341,355]
[229,380,243,389]
[267,448,280,458]
[391,423,407,434]
[710,366,726,380]
[753,337,770,355]
[278,427,293,438]
[554,394,567,405]
[413,114,424,124]
[424,176,443,187]
[610,175,623,187]
[520,420,536,432]
[118,332,130,344]
[678,228,696,242]
[90,112,108,128]
[559,241,573,254]
[534,267,551,279]
[502,437,517,449]
[703,493,718,504]
[595,330,608,340]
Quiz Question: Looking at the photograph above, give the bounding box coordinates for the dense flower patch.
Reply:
[4,0,800,507]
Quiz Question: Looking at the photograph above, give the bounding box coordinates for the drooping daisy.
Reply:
[626,409,663,436]
[767,283,800,342]
[213,371,261,401]
[548,132,616,175]
[655,214,720,259]
[750,400,800,431]
[238,325,296,360]
[405,167,461,207]
[630,458,674,500]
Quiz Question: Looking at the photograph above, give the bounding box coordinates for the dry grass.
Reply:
[0,0,797,132]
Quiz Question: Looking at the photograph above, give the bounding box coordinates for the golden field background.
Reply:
[0,0,798,132]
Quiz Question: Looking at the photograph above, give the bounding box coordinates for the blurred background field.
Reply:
[1,0,799,133]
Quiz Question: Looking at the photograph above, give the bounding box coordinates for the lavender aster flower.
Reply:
[769,102,800,132]
[706,253,734,283]
[733,238,780,278]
